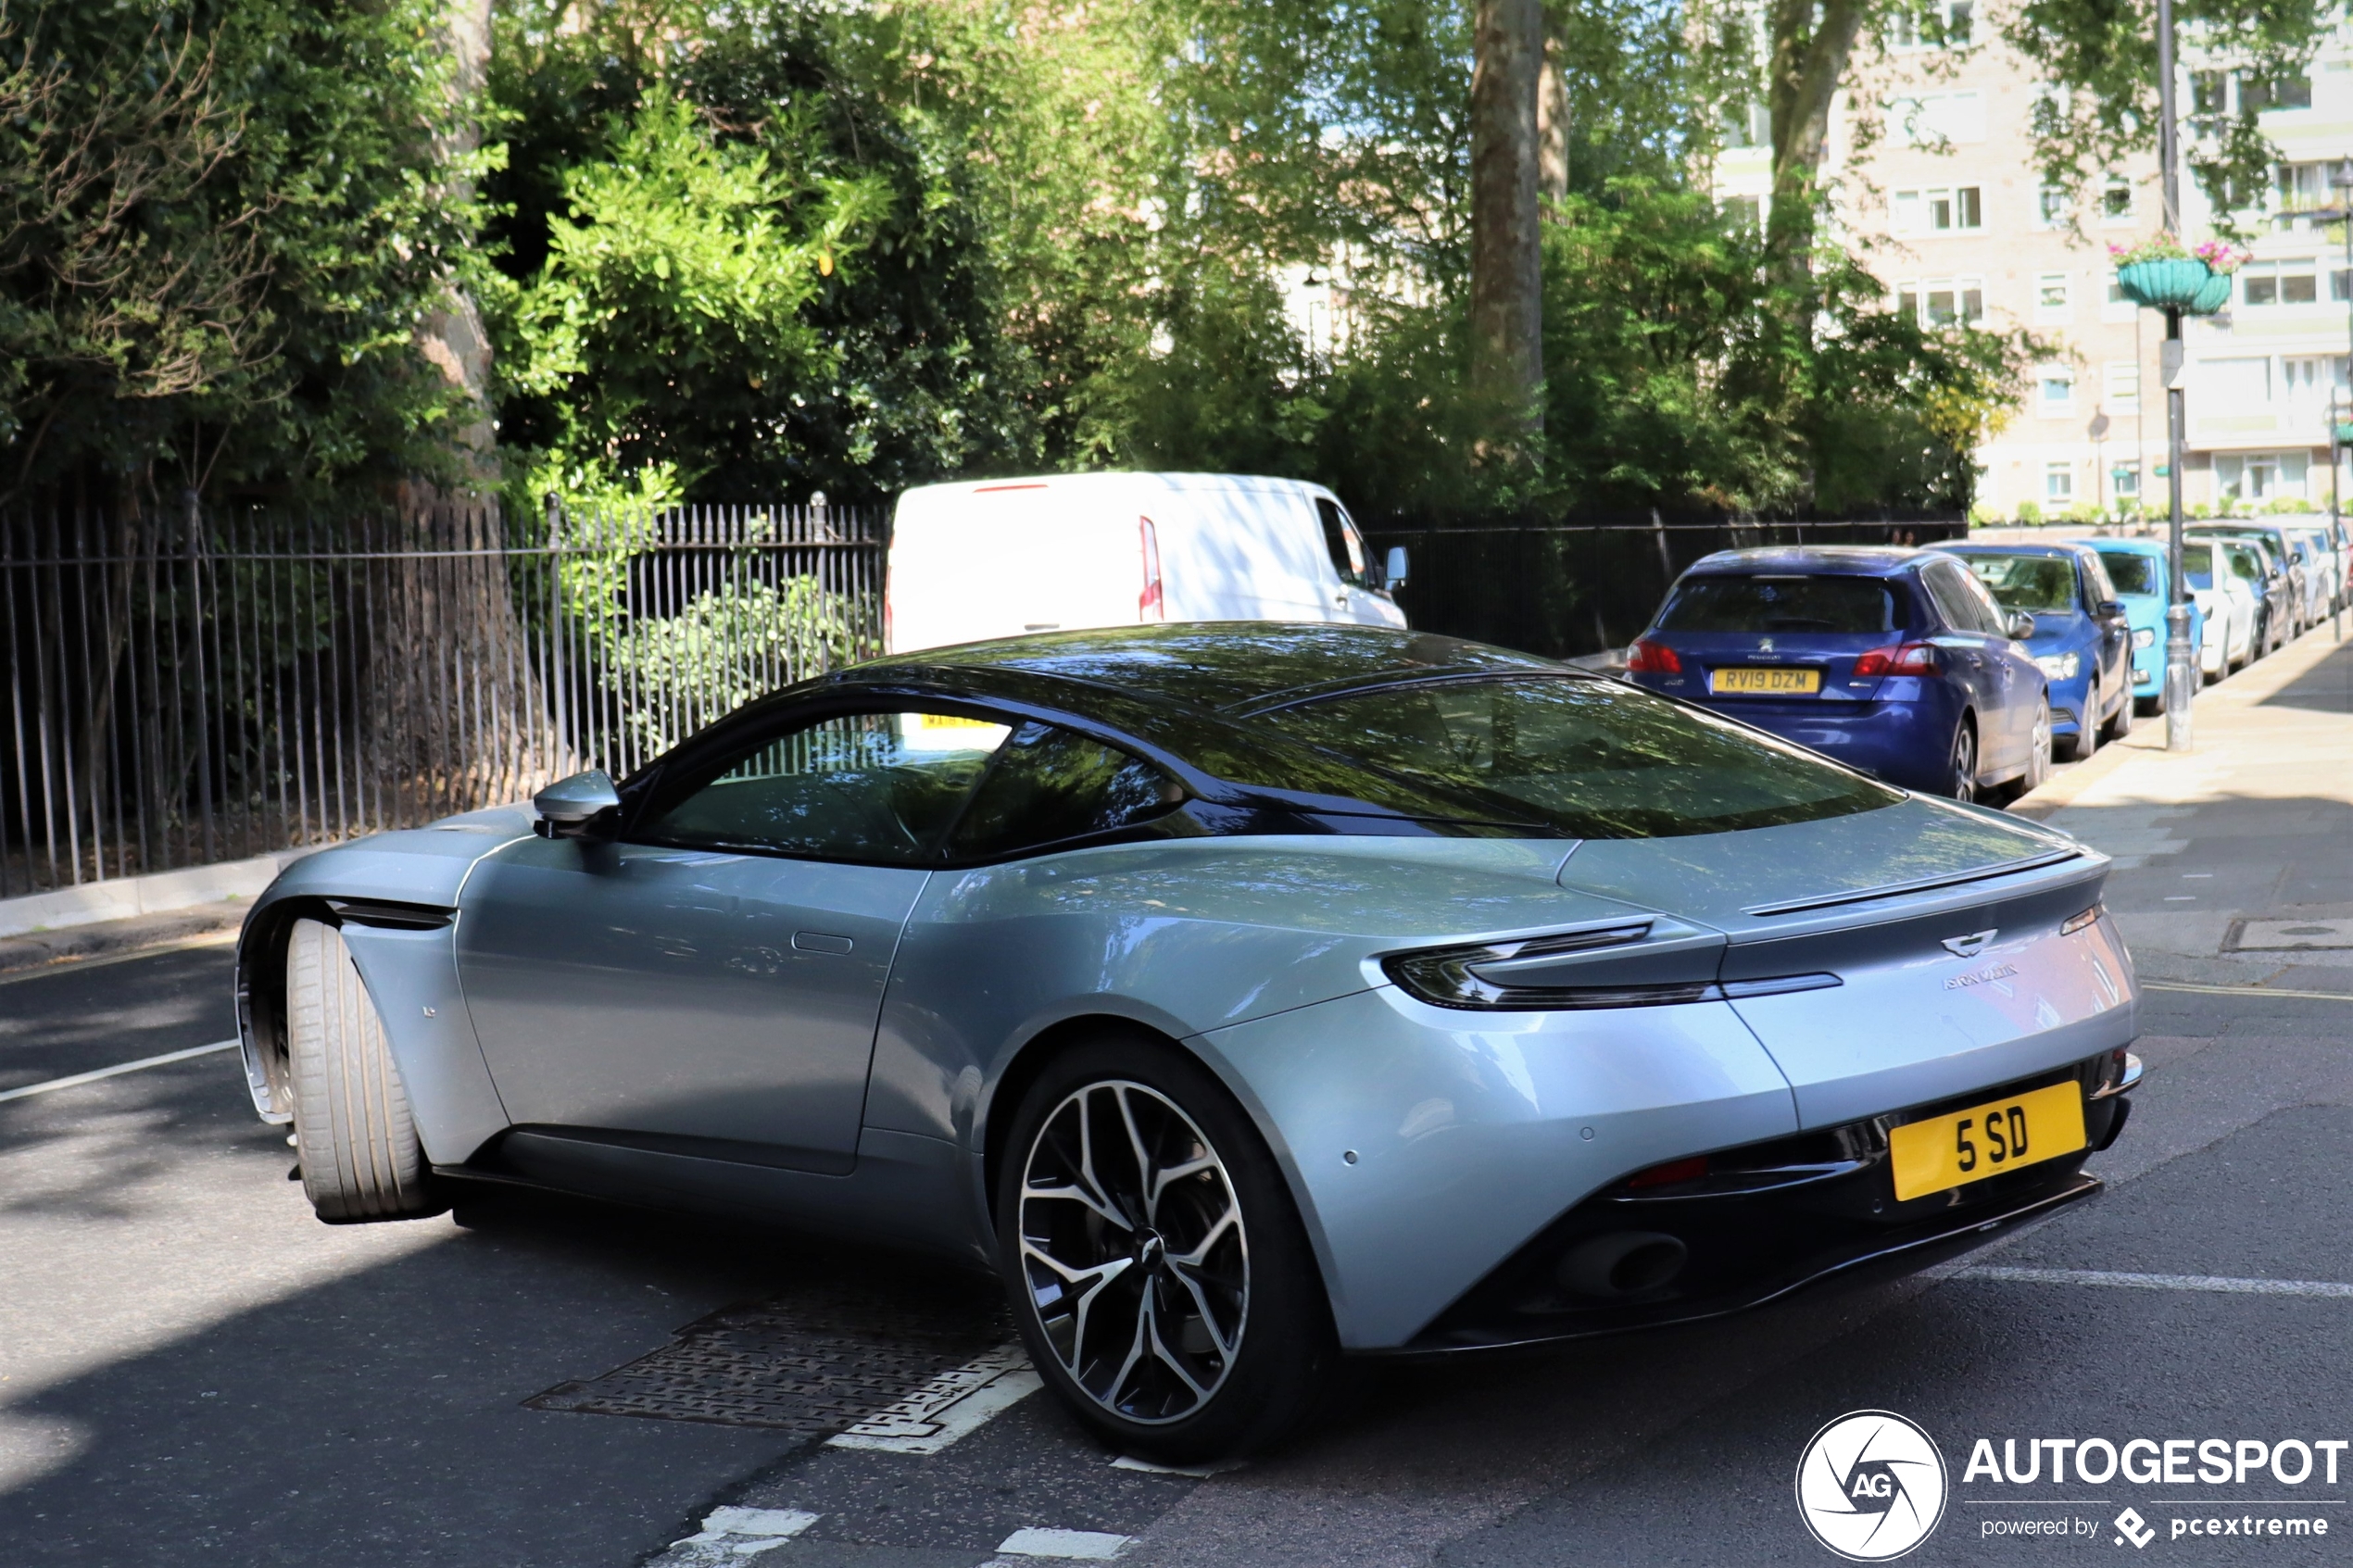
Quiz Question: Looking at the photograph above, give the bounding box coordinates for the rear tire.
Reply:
[1944,716,1979,803]
[285,918,442,1223]
[995,1032,1337,1463]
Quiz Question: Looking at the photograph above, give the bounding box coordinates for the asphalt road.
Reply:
[2,630,2347,1567]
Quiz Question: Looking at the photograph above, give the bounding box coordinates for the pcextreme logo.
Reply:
[1796,1411,1951,1561]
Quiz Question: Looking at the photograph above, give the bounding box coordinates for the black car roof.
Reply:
[844,623,1566,715]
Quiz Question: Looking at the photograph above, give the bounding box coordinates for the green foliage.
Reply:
[0,0,477,506]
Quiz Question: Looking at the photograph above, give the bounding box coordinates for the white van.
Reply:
[885,471,1408,653]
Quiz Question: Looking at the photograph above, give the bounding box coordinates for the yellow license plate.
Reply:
[1889,1081,2086,1201]
[1710,667,1820,695]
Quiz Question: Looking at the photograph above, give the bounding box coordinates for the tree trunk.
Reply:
[1538,36,1570,207]
[418,0,497,476]
[1470,0,1545,447]
[1763,0,1865,292]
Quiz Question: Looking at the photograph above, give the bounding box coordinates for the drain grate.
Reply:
[527,1287,1010,1433]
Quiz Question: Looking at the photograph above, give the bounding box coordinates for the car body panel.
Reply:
[2082,538,2204,700]
[2192,521,2318,631]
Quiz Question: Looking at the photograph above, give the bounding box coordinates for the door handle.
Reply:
[791,931,853,955]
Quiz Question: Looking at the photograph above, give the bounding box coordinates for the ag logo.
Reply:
[1794,1410,1948,1561]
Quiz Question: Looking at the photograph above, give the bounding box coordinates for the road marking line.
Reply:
[996,1525,1136,1559]
[2144,980,2353,1002]
[0,1038,239,1103]
[1109,1454,1244,1478]
[825,1342,1040,1454]
[1961,1265,2353,1298]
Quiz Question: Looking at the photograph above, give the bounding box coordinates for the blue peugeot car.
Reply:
[1930,543,2133,759]
[2081,537,2204,716]
[1627,546,2050,802]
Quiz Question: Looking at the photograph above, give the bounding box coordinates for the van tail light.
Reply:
[1626,637,1681,673]
[1851,642,1938,677]
[1139,516,1164,621]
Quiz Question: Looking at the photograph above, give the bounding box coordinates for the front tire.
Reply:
[2058,680,2100,761]
[2007,698,2051,803]
[2103,676,2133,741]
[285,918,442,1223]
[996,1034,1335,1462]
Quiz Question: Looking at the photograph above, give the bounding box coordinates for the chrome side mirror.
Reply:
[1383,546,1410,591]
[2006,610,2035,640]
[533,769,620,839]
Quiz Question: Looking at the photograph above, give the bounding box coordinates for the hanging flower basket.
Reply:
[2188,270,2234,314]
[2115,257,2211,310]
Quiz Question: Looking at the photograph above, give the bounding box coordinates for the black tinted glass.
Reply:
[1262,677,1900,838]
[638,712,1009,860]
[950,723,1186,855]
[2095,550,2159,596]
[1656,575,1898,633]
[2182,544,2214,588]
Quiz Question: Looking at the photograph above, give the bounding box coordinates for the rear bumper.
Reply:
[1660,688,1963,794]
[1398,1051,2130,1352]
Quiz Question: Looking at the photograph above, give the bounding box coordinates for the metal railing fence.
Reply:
[1,497,882,898]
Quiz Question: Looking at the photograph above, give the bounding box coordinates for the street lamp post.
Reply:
[2156,0,2196,750]
[2306,167,2353,644]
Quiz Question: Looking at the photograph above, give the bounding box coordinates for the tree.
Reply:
[1468,0,1544,445]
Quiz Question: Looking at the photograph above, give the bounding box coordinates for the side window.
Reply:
[1315,498,1370,588]
[1922,562,1991,633]
[949,722,1186,858]
[1955,569,2010,634]
[637,710,1011,862]
[2081,553,2118,605]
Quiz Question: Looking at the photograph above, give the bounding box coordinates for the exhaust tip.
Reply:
[1554,1231,1689,1298]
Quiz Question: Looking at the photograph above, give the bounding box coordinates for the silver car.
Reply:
[233,625,2143,1460]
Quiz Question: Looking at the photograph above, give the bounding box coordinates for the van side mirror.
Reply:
[2006,610,2035,640]
[534,769,621,839]
[1383,546,1409,591]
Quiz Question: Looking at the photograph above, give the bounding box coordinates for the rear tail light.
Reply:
[1626,637,1682,673]
[2060,904,2102,936]
[1624,1156,1708,1189]
[1139,516,1164,621]
[1851,642,1938,677]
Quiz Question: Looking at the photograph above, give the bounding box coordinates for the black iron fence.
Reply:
[1364,514,1967,661]
[2,497,882,897]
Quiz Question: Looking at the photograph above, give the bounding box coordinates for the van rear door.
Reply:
[888,484,1140,651]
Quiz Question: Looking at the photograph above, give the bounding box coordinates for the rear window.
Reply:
[2182,543,2214,588]
[2095,550,2159,596]
[1655,575,1898,634]
[1957,554,2078,614]
[1260,677,1902,839]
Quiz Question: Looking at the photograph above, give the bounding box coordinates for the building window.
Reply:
[1889,91,1987,147]
[1894,186,1984,233]
[2241,73,2313,113]
[2242,261,2321,306]
[2102,180,2134,222]
[2107,271,2129,305]
[2112,463,2141,498]
[1898,278,1986,327]
[2284,355,2347,408]
[2334,267,2351,302]
[2207,356,2275,405]
[2105,360,2141,411]
[2045,462,2074,501]
[2039,370,2076,416]
[1723,194,1762,229]
[1889,0,1973,48]
[2037,186,2070,227]
[2217,451,2309,501]
[2037,274,2070,310]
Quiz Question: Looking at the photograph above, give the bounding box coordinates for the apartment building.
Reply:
[1717,2,2353,517]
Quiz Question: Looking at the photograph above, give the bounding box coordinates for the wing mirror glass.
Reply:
[2006,610,2036,640]
[2095,598,2128,621]
[1383,546,1410,590]
[533,769,621,839]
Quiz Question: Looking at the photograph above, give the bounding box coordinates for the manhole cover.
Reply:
[527,1288,1010,1432]
[2225,917,2353,952]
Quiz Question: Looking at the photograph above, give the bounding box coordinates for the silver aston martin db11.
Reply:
[234,624,2141,1459]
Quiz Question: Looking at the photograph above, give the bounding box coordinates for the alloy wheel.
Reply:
[2024,702,2050,793]
[1950,721,1976,803]
[1016,1080,1250,1424]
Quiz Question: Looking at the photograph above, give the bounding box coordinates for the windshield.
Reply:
[2095,550,2159,597]
[1655,575,1898,634]
[1956,554,2078,614]
[1260,676,1902,838]
[2182,544,2215,590]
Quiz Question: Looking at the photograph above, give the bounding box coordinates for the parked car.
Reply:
[2180,540,2259,678]
[1931,542,2132,761]
[886,472,1407,653]
[1625,546,2049,802]
[2082,538,2206,715]
[2217,537,2294,658]
[2189,521,2318,636]
[233,623,2141,1461]
[2283,521,2344,617]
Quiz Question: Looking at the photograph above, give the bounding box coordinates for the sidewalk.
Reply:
[2012,619,2353,995]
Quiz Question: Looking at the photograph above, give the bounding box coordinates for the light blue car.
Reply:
[2084,538,2206,714]
[231,625,2143,1460]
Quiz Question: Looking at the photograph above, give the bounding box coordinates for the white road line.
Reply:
[1961,1265,2353,1298]
[653,1507,821,1564]
[2143,980,2353,1002]
[825,1342,1041,1454]
[1109,1453,1245,1478]
[0,1038,239,1104]
[995,1525,1137,1560]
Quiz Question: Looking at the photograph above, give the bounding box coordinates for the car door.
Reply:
[2077,552,2131,709]
[455,707,1012,1173]
[1920,559,2021,772]
[1313,497,1397,625]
